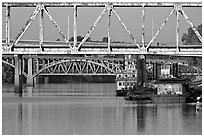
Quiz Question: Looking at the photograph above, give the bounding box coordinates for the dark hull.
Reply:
[125,94,188,103]
[116,89,128,96]
[151,94,187,103]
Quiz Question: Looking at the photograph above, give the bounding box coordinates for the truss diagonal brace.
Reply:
[11,5,41,51]
[43,5,73,49]
[112,8,140,49]
[179,7,202,43]
[77,7,108,51]
[146,8,175,50]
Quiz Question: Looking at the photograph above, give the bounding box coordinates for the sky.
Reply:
[1,1,202,45]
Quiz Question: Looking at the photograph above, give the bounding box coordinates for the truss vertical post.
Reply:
[73,4,78,52]
[142,3,145,49]
[107,5,112,52]
[5,4,11,52]
[27,57,33,87]
[39,5,44,52]
[176,5,180,53]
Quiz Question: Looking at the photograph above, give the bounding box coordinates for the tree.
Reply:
[69,36,92,42]
[2,63,14,83]
[181,24,202,45]
[102,37,108,42]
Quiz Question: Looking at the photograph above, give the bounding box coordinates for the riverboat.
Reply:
[115,75,137,96]
[124,78,190,103]
[115,55,138,96]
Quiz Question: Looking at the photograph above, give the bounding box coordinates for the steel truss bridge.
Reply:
[1,2,202,93]
[2,2,202,56]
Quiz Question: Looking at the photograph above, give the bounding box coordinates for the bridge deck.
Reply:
[2,40,202,56]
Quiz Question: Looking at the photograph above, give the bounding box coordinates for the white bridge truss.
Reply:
[33,57,123,77]
[2,2,202,56]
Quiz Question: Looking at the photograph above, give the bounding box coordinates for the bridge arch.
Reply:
[2,60,15,68]
[32,59,123,78]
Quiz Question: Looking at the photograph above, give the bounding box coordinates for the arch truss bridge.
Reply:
[3,55,201,80]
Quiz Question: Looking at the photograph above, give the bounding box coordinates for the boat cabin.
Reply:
[156,78,190,95]
[116,73,137,90]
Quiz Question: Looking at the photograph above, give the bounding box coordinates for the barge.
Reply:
[124,78,190,103]
[116,54,193,103]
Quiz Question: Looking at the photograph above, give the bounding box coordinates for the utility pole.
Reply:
[152,18,154,38]
[67,15,69,42]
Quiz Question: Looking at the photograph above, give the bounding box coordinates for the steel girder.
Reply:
[2,2,202,55]
[32,58,123,77]
[2,55,201,78]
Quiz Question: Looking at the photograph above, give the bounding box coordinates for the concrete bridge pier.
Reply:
[27,57,33,87]
[14,55,23,94]
[44,76,49,84]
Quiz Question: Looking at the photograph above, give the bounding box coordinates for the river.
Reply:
[2,83,202,135]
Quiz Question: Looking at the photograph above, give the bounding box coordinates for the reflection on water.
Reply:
[2,83,116,97]
[2,83,202,135]
[2,97,202,135]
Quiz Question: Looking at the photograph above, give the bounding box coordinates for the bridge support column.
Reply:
[14,55,23,94]
[27,57,33,87]
[34,76,39,85]
[173,63,179,77]
[44,76,49,84]
[137,55,147,88]
[153,62,158,80]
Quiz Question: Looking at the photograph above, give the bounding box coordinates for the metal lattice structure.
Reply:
[2,55,124,77]
[2,2,202,55]
[2,55,201,78]
[32,57,124,77]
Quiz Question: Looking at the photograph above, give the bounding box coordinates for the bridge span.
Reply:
[2,2,202,56]
[2,40,202,56]
[2,54,201,90]
[2,2,202,94]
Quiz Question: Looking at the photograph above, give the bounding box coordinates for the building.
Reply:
[116,55,137,91]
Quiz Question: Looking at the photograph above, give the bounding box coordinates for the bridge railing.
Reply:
[2,39,202,56]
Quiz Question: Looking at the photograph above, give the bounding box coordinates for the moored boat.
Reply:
[124,78,190,103]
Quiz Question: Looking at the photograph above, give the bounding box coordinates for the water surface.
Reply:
[2,83,202,135]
